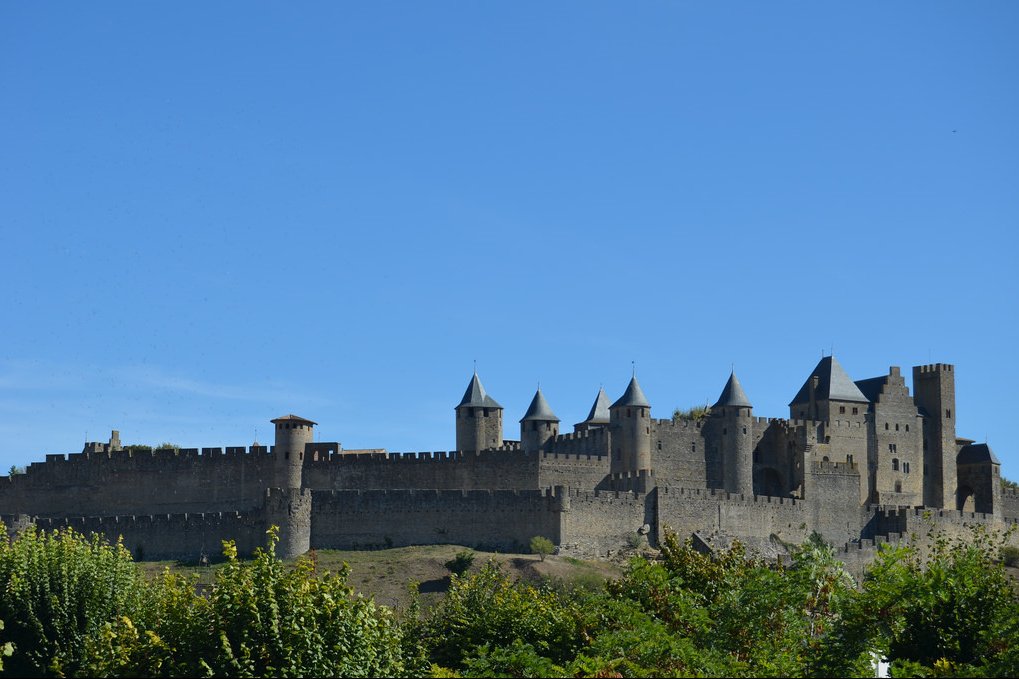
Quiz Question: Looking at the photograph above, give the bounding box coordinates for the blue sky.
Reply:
[2,3,1017,478]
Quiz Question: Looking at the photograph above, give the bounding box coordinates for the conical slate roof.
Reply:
[611,376,650,409]
[712,371,752,409]
[520,389,559,422]
[578,388,611,425]
[456,373,503,409]
[789,356,868,405]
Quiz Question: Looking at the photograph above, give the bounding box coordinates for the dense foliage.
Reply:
[0,520,1016,677]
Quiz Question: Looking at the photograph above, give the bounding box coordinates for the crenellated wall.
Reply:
[301,448,541,491]
[0,446,275,517]
[657,486,809,547]
[308,487,563,552]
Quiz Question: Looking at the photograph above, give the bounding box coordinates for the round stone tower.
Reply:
[455,372,504,452]
[711,372,753,496]
[520,388,560,453]
[271,414,316,490]
[609,376,652,477]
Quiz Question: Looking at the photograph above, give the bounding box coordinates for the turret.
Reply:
[609,376,652,477]
[574,388,610,433]
[711,371,753,495]
[520,388,559,453]
[271,414,315,490]
[455,373,504,452]
[913,364,957,509]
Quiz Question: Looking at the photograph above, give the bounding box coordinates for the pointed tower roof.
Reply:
[520,389,560,422]
[456,373,503,409]
[789,356,868,405]
[712,371,752,409]
[611,376,650,409]
[577,388,611,426]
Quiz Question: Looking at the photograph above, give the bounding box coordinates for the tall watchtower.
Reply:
[711,371,753,495]
[455,373,504,452]
[913,364,957,509]
[271,414,315,490]
[609,376,652,477]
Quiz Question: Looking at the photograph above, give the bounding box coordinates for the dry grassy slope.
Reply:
[138,544,627,611]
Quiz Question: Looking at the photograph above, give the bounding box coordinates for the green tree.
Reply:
[672,405,711,422]
[817,525,1019,677]
[444,549,475,577]
[530,536,554,562]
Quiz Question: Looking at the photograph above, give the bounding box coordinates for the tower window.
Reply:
[885,423,889,430]
[847,454,854,464]
[889,443,897,453]
[946,409,951,419]
[904,462,910,474]
[852,407,859,415]
[657,441,662,450]
[839,406,845,414]
[895,481,902,493]
[892,458,899,471]
[742,427,746,434]
[692,442,696,452]
[895,423,899,431]
[483,408,489,417]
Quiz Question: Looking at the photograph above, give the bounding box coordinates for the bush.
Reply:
[530,536,554,562]
[0,523,144,677]
[444,549,476,577]
[1002,545,1019,568]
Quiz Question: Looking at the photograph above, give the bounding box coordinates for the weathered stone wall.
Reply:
[657,486,809,547]
[557,488,652,558]
[650,419,708,487]
[1002,488,1019,521]
[804,461,867,545]
[537,450,610,490]
[32,510,265,562]
[308,488,562,552]
[0,447,274,517]
[301,449,541,491]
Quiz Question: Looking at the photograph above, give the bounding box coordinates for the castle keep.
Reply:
[2,357,1016,569]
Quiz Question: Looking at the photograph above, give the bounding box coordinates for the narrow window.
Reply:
[895,423,900,431]
[946,409,951,419]
[657,441,662,450]
[839,406,846,414]
[691,442,696,452]
[483,408,489,417]
[885,422,889,430]
[852,407,859,415]
[904,462,910,474]
[895,481,902,493]
[892,458,899,471]
[906,424,910,432]
[847,454,854,464]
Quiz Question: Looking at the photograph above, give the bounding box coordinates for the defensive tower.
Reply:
[912,363,957,508]
[455,373,504,452]
[712,371,753,495]
[520,388,559,453]
[271,414,315,490]
[609,376,652,481]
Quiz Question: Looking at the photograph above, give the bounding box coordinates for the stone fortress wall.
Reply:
[0,359,1015,566]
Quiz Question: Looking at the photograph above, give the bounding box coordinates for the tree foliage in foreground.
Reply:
[0,519,1017,677]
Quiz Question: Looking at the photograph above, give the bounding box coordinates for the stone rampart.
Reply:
[308,488,562,552]
[657,486,810,547]
[32,510,264,562]
[1002,488,1019,522]
[0,446,275,517]
[557,488,652,558]
[301,448,541,491]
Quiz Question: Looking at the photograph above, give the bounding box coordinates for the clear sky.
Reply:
[2,3,1017,479]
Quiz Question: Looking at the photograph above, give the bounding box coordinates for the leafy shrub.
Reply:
[0,523,143,677]
[1002,545,1019,568]
[530,536,554,562]
[444,549,475,577]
